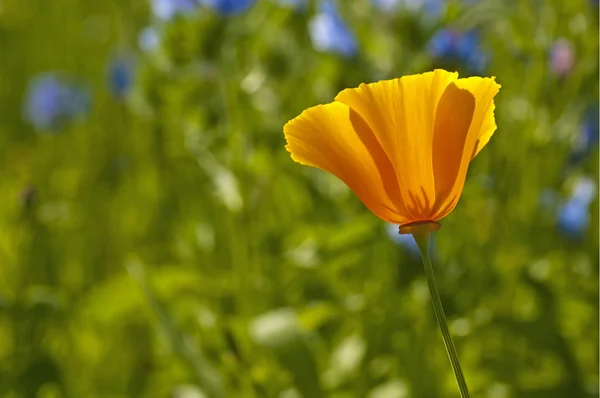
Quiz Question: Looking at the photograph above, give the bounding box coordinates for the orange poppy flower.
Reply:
[283,69,500,234]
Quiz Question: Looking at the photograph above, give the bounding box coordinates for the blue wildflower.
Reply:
[309,0,357,57]
[580,107,599,150]
[272,0,306,9]
[24,75,65,131]
[557,177,596,239]
[202,0,256,15]
[465,49,488,74]
[423,0,444,17]
[151,0,197,20]
[429,30,457,58]
[557,199,590,238]
[428,29,488,73]
[371,0,402,12]
[139,26,161,53]
[23,73,90,132]
[569,107,599,165]
[372,0,443,15]
[108,56,134,98]
[456,30,479,59]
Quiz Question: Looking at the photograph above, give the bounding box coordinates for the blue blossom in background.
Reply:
[429,30,457,57]
[581,107,599,148]
[569,107,599,165]
[558,199,590,238]
[24,73,90,132]
[24,75,65,131]
[372,0,444,16]
[456,30,477,59]
[202,0,256,15]
[458,31,488,73]
[272,0,306,9]
[108,56,135,98]
[371,0,402,12]
[309,0,357,57]
[429,29,488,73]
[151,0,197,20]
[139,26,160,53]
[557,177,596,239]
[423,0,444,16]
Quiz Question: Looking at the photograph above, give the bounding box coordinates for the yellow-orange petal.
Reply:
[431,76,501,219]
[429,82,476,219]
[283,102,409,224]
[455,76,501,158]
[335,69,459,221]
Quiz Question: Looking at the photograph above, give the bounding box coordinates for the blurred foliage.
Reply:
[0,0,598,397]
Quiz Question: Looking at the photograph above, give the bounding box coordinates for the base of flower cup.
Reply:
[398,220,441,235]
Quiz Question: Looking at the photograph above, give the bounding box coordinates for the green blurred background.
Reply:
[0,0,598,397]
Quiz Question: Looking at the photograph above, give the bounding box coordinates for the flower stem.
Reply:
[412,229,470,398]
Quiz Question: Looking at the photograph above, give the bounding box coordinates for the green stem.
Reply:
[412,229,470,398]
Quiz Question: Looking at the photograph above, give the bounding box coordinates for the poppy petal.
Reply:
[283,102,409,223]
[335,69,458,221]
[431,76,500,219]
[430,83,476,219]
[454,77,501,158]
